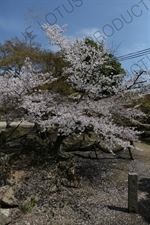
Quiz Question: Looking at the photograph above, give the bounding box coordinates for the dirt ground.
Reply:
[0,141,148,225]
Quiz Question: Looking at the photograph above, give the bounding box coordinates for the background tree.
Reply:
[0,37,42,76]
[0,29,70,77]
[84,38,125,76]
[83,38,126,97]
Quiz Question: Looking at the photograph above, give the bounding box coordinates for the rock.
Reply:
[0,209,11,225]
[2,196,17,208]
[0,186,9,199]
[63,132,99,151]
[0,209,10,217]
[63,132,123,153]
[0,186,18,208]
[98,140,123,153]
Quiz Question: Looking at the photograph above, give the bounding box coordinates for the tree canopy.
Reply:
[0,37,69,77]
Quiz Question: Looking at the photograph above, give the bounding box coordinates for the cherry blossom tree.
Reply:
[0,58,56,127]
[0,24,150,156]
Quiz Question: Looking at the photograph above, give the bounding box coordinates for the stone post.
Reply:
[128,173,138,213]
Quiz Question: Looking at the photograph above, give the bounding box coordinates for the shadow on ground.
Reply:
[138,178,150,223]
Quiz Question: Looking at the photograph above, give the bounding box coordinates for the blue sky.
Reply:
[0,0,150,74]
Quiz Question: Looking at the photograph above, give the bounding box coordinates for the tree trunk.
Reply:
[52,135,66,158]
[128,141,134,160]
[6,118,11,128]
